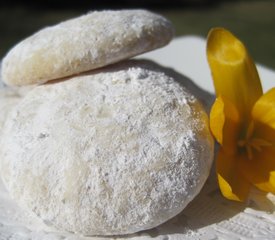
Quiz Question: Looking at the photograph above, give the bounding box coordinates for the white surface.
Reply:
[1,36,275,239]
[140,36,275,94]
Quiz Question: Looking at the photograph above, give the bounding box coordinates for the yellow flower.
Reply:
[207,27,275,202]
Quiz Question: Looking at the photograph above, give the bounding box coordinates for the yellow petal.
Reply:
[217,149,251,201]
[239,146,275,193]
[253,119,275,148]
[210,96,240,154]
[252,88,275,130]
[207,28,263,120]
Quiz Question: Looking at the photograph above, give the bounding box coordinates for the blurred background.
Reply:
[0,0,274,68]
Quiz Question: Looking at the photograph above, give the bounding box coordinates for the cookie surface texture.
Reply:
[0,61,213,235]
[1,10,174,86]
[0,88,21,134]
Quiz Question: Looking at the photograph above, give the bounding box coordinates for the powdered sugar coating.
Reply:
[0,68,42,137]
[0,67,34,131]
[1,10,174,86]
[0,61,213,235]
[0,88,21,135]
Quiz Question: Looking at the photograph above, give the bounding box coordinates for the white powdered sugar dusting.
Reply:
[1,10,174,86]
[0,60,213,236]
[0,88,21,134]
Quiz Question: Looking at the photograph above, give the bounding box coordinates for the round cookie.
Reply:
[0,60,214,235]
[1,10,174,86]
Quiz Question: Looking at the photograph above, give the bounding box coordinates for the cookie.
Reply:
[1,10,174,86]
[0,60,213,235]
[0,88,20,134]
[0,64,34,139]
